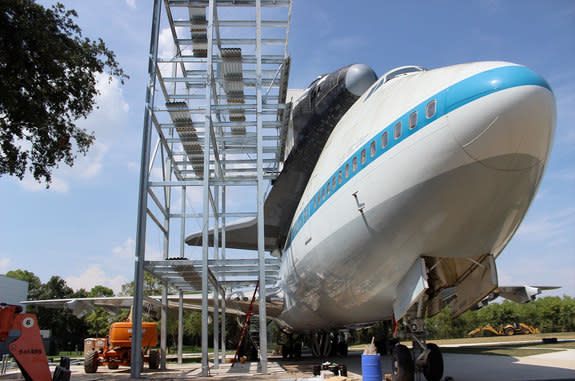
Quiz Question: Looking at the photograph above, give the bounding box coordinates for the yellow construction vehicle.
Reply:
[468,318,540,337]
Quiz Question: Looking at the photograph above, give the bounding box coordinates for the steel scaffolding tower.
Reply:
[132,0,292,378]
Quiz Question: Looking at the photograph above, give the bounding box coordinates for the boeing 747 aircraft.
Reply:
[186,60,556,380]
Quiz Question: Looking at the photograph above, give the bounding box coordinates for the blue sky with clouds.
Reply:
[1,0,573,296]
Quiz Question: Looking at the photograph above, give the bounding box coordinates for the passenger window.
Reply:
[381,131,388,148]
[338,170,342,184]
[409,111,417,130]
[394,121,401,139]
[304,209,307,219]
[327,182,331,195]
[345,163,349,178]
[370,141,376,157]
[352,157,357,172]
[332,176,336,189]
[321,188,325,200]
[426,99,436,118]
[361,149,366,164]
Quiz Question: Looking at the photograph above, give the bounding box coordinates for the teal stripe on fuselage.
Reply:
[283,65,551,251]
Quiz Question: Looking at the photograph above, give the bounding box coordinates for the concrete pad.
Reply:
[1,348,574,380]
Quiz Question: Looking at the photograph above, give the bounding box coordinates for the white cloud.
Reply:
[20,174,70,193]
[17,73,129,193]
[66,265,128,294]
[112,238,136,259]
[112,238,163,261]
[0,257,11,274]
[125,0,136,9]
[159,27,175,60]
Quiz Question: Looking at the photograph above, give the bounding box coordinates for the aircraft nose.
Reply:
[447,65,556,171]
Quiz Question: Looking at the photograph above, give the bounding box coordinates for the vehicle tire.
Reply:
[148,349,160,370]
[107,362,119,370]
[422,343,443,381]
[391,344,414,381]
[338,340,348,357]
[504,327,515,336]
[84,350,99,373]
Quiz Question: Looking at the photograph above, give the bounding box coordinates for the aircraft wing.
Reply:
[494,286,560,304]
[473,285,560,309]
[185,217,279,251]
[20,289,283,320]
[21,296,142,318]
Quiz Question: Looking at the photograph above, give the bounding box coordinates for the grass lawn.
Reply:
[350,332,575,358]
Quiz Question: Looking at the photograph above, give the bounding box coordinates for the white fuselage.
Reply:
[277,62,555,331]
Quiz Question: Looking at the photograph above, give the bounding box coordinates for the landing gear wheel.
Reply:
[84,350,99,373]
[422,343,443,381]
[311,332,332,358]
[391,344,414,381]
[338,340,348,357]
[148,349,160,369]
[107,362,119,370]
[504,327,515,336]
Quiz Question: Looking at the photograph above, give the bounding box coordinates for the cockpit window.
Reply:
[383,66,425,83]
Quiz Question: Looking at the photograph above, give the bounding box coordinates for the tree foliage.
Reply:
[425,297,575,339]
[119,273,166,297]
[0,0,128,185]
[84,285,116,337]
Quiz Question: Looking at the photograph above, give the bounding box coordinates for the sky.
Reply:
[1,0,574,298]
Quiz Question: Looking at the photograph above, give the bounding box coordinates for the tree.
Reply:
[31,276,88,352]
[88,285,114,298]
[119,273,166,297]
[84,285,116,337]
[0,0,128,185]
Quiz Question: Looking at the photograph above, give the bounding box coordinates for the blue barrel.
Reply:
[361,354,382,381]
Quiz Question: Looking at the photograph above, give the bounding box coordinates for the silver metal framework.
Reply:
[132,0,291,378]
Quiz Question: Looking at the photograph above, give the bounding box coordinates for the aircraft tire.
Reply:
[84,350,99,373]
[391,344,414,381]
[107,362,119,370]
[504,327,515,336]
[422,343,443,381]
[148,349,160,369]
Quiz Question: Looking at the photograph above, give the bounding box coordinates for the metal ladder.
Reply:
[231,280,259,366]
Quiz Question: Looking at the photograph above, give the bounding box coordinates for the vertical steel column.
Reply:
[160,137,172,371]
[178,290,184,365]
[220,163,227,364]
[255,0,268,374]
[213,185,220,369]
[201,0,214,376]
[177,184,186,366]
[212,287,220,369]
[132,0,161,378]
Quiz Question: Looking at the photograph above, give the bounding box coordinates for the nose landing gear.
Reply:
[392,306,444,381]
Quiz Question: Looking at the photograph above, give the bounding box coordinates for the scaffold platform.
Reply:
[131,0,292,378]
